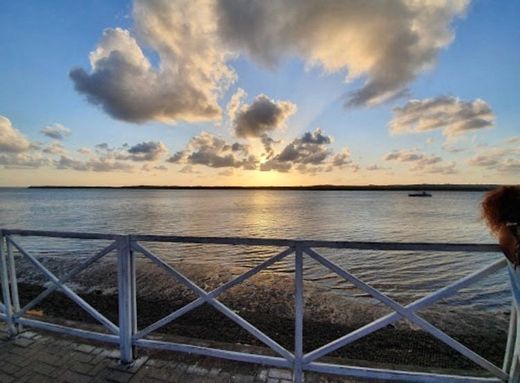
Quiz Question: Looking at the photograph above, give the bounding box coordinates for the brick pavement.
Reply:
[0,325,363,383]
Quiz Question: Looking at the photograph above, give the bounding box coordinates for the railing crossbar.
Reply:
[133,242,294,362]
[135,338,292,368]
[134,246,294,340]
[14,241,118,319]
[8,237,119,335]
[305,247,508,380]
[304,257,507,364]
[17,317,119,344]
[306,361,503,383]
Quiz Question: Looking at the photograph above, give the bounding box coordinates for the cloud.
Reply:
[0,115,31,153]
[384,149,446,172]
[366,165,389,171]
[141,163,168,172]
[126,141,168,161]
[70,0,236,124]
[55,155,90,171]
[426,162,457,175]
[259,158,292,173]
[261,129,347,173]
[227,88,247,121]
[384,150,424,162]
[390,96,494,137]
[56,155,135,172]
[442,142,465,153]
[179,165,200,174]
[0,153,51,169]
[78,148,92,155]
[42,142,66,155]
[217,0,468,106]
[498,159,520,173]
[332,148,352,167]
[95,143,110,151]
[40,123,71,140]
[52,140,170,172]
[276,129,332,164]
[467,147,520,173]
[260,134,278,159]
[233,94,296,138]
[167,132,257,170]
[505,136,520,145]
[85,141,168,162]
[218,168,234,176]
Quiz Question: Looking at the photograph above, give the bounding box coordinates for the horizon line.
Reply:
[7,183,509,192]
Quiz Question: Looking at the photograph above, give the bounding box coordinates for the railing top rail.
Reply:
[132,234,502,252]
[1,229,502,253]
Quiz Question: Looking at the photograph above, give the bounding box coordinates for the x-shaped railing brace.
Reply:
[131,242,296,362]
[7,236,119,335]
[303,247,508,381]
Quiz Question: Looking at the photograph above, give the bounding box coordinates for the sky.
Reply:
[0,0,518,186]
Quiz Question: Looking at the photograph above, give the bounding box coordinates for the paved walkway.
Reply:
[0,326,361,383]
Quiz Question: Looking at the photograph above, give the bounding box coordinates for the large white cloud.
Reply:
[0,115,31,153]
[217,0,468,106]
[70,0,236,123]
[70,1,468,123]
[390,96,494,137]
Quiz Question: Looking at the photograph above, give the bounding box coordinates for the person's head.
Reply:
[481,185,520,235]
[481,186,520,265]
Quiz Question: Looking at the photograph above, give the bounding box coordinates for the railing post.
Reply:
[0,231,17,336]
[6,238,21,332]
[507,303,520,383]
[293,243,304,383]
[118,235,136,364]
[506,262,520,382]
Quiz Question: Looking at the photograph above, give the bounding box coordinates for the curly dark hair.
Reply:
[481,185,520,234]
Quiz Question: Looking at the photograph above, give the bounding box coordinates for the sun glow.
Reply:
[242,170,294,187]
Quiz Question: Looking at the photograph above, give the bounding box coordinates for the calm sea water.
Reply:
[0,188,509,312]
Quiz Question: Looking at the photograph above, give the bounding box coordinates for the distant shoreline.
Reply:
[25,184,500,191]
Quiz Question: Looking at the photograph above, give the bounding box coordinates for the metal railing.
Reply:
[0,228,518,383]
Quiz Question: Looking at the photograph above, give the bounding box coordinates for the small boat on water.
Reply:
[408,191,432,197]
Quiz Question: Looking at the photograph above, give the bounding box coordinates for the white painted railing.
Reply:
[0,228,519,383]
